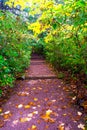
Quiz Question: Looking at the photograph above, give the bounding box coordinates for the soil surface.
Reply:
[0,54,86,130]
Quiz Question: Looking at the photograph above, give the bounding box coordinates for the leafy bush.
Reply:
[0,10,32,94]
[28,0,87,75]
[0,55,14,86]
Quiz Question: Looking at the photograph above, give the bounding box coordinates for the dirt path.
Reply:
[0,54,86,130]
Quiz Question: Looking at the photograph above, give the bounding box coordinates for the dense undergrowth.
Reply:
[27,0,87,107]
[28,0,87,83]
[0,10,31,95]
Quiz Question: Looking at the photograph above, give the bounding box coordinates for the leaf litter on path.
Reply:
[0,55,86,130]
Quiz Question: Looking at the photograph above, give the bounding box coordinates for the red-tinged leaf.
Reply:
[0,108,3,113]
[0,120,4,128]
[3,112,12,119]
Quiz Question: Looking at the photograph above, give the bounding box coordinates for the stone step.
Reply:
[25,75,57,80]
[17,75,57,80]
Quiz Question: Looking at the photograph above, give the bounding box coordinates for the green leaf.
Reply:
[0,90,2,96]
[84,86,87,89]
[76,0,86,7]
[52,23,57,29]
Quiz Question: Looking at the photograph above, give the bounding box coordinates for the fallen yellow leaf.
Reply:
[3,112,12,119]
[41,114,50,121]
[33,111,38,115]
[62,106,67,109]
[28,102,35,106]
[0,108,3,113]
[34,98,38,101]
[41,114,55,123]
[24,105,31,109]
[38,87,42,90]
[46,109,52,116]
[58,123,65,130]
[82,101,87,110]
[17,104,23,108]
[78,123,85,130]
[41,109,55,123]
[32,125,37,130]
[19,117,31,122]
[48,118,55,123]
[32,88,36,90]
[63,113,67,116]
[77,111,82,116]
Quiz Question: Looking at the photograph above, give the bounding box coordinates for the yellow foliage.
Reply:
[0,16,5,20]
[28,20,50,36]
[5,0,52,11]
[28,22,41,35]
[65,12,71,16]
[44,33,53,43]
[6,0,29,9]
[54,4,63,12]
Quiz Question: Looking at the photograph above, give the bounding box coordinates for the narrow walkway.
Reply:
[25,54,57,79]
[0,54,85,130]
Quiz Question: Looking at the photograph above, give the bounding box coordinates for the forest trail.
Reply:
[0,54,85,130]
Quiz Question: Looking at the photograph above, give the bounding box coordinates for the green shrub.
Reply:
[0,11,32,92]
